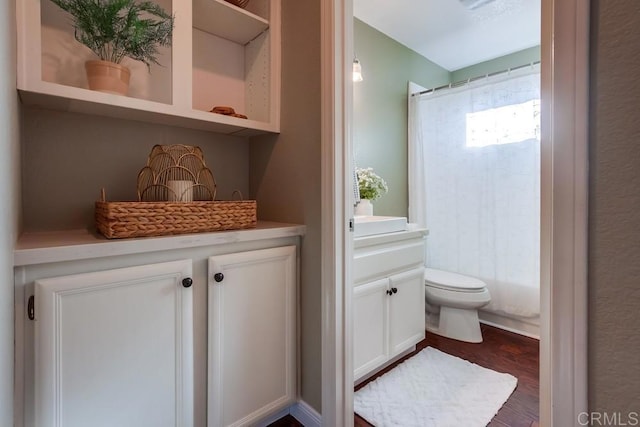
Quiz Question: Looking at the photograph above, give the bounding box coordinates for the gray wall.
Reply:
[249,1,322,412]
[353,19,450,217]
[21,108,249,231]
[589,0,640,413]
[0,0,20,425]
[450,46,540,82]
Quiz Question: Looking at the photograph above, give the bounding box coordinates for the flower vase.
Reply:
[355,199,373,216]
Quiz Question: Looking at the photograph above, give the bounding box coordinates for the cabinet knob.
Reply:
[182,277,193,288]
[214,273,224,283]
[386,289,392,296]
[392,287,398,294]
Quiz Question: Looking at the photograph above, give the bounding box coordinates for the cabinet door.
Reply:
[388,267,426,358]
[353,278,389,380]
[34,259,194,427]
[208,246,296,427]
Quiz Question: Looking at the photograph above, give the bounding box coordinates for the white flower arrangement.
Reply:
[356,167,388,201]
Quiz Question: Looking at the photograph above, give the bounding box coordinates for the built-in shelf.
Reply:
[16,0,282,238]
[14,221,306,266]
[19,81,277,136]
[193,0,269,44]
[17,0,280,136]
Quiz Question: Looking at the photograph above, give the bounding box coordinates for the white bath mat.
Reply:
[354,347,517,427]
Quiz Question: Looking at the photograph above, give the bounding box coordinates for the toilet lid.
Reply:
[424,268,486,291]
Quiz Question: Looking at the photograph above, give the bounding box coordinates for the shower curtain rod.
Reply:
[412,60,541,96]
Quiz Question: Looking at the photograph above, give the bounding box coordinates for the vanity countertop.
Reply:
[354,215,408,237]
[15,221,306,266]
[354,225,428,249]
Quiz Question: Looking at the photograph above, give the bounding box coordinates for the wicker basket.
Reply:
[224,0,250,8]
[96,195,257,239]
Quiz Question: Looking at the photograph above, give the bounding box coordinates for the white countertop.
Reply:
[15,221,306,266]
[353,226,428,249]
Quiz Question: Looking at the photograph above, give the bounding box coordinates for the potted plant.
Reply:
[355,167,388,216]
[49,0,174,95]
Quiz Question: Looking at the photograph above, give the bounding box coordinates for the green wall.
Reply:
[353,18,449,217]
[354,18,540,218]
[450,46,540,82]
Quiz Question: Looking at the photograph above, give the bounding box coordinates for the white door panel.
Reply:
[208,246,296,427]
[388,267,425,357]
[34,259,194,427]
[353,278,389,380]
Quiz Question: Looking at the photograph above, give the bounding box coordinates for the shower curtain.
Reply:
[409,66,541,319]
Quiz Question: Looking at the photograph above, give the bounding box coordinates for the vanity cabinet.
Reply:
[33,260,194,427]
[14,224,303,427]
[208,246,296,427]
[353,229,427,381]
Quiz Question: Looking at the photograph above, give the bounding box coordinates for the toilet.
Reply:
[424,268,491,343]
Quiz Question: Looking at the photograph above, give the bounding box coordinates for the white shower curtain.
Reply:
[409,67,541,319]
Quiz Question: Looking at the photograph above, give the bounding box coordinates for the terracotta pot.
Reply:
[85,60,130,96]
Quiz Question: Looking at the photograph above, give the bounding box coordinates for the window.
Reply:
[466,99,540,147]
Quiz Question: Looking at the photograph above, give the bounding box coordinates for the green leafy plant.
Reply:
[356,167,388,201]
[49,0,174,69]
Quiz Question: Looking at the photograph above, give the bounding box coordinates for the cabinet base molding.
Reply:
[354,345,416,387]
[255,400,321,427]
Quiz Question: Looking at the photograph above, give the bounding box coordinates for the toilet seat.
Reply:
[424,268,486,292]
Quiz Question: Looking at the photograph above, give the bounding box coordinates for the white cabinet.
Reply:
[15,225,303,427]
[207,246,296,427]
[17,0,280,136]
[353,230,427,381]
[33,259,194,427]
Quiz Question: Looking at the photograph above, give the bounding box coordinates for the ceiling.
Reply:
[353,0,540,71]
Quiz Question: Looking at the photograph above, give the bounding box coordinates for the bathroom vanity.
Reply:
[352,218,427,382]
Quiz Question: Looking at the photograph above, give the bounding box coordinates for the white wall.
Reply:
[0,0,21,425]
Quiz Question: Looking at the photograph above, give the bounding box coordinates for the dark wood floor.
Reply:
[354,324,539,427]
[267,414,304,427]
[269,324,539,427]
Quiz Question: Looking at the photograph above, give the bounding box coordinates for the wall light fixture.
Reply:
[353,58,363,82]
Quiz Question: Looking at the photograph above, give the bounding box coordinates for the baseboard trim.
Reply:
[479,310,540,339]
[255,400,322,427]
[255,407,293,427]
[290,400,322,427]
